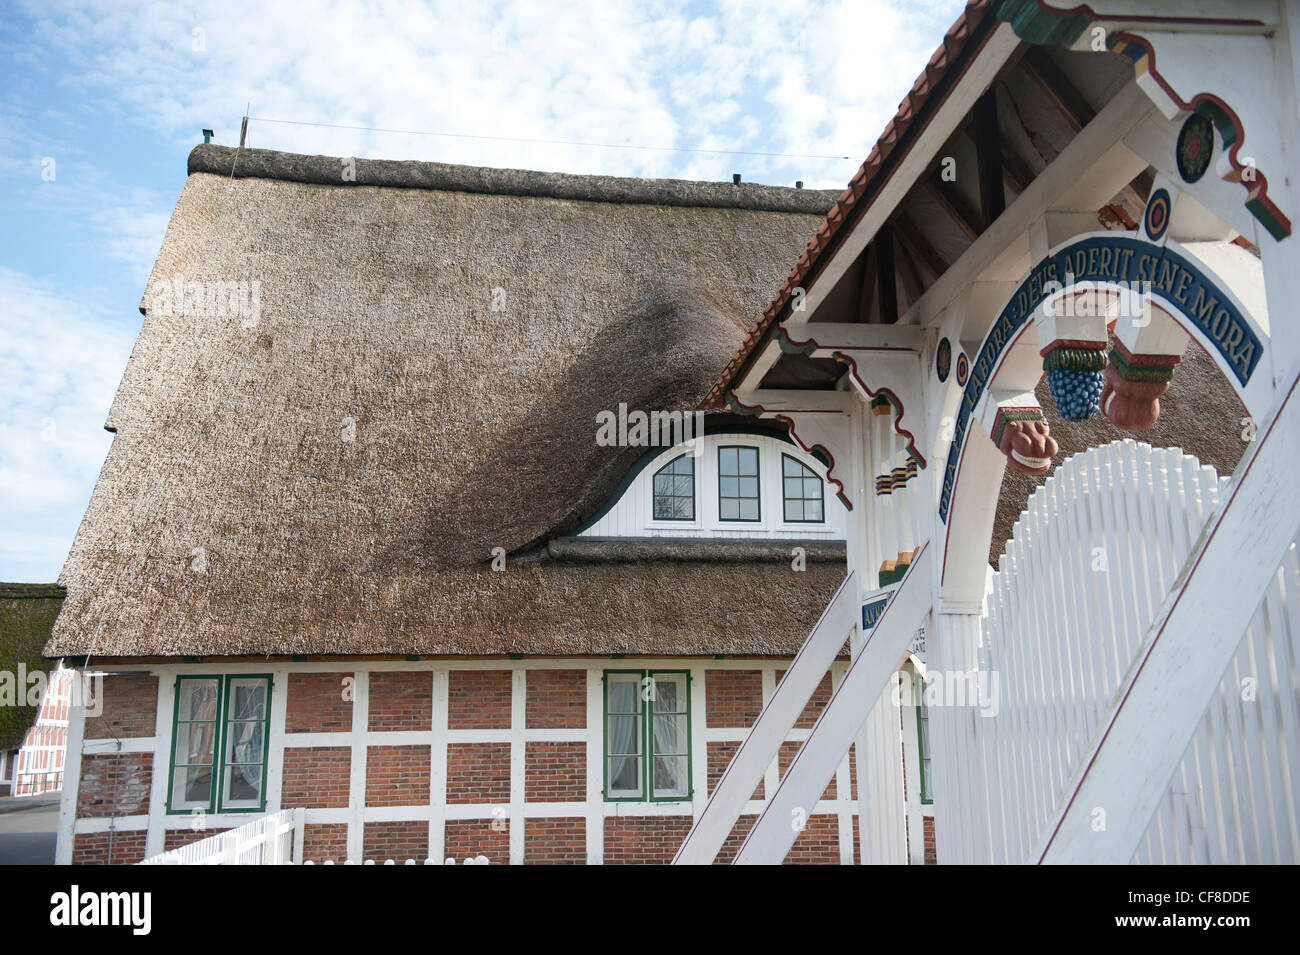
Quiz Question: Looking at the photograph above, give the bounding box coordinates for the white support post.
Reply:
[292,807,305,864]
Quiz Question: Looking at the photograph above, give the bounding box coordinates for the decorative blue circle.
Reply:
[955,352,970,387]
[1144,187,1171,243]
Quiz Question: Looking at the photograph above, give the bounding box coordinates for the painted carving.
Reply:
[1176,113,1214,184]
[1101,340,1181,430]
[1042,344,1107,421]
[993,408,1059,475]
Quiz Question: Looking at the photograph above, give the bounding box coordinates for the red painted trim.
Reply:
[728,392,852,509]
[1110,30,1292,238]
[1036,368,1299,863]
[833,351,927,469]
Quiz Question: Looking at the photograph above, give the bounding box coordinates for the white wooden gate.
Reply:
[974,439,1299,864]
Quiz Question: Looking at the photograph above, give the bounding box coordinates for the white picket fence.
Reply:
[138,808,493,865]
[974,439,1299,864]
[141,809,302,865]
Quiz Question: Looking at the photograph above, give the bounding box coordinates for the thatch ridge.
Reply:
[190,145,841,215]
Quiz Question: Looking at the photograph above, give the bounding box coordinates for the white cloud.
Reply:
[0,267,137,580]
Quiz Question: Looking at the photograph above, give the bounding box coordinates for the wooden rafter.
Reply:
[1019,47,1094,134]
[856,243,877,323]
[926,173,981,242]
[893,212,949,282]
[974,89,1006,227]
[875,226,898,325]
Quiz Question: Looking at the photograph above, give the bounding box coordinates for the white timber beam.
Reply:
[673,571,859,865]
[734,543,933,864]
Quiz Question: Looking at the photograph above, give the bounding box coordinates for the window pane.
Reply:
[173,765,214,808]
[606,715,641,756]
[785,500,801,522]
[227,679,267,721]
[720,499,739,520]
[607,676,640,713]
[652,455,694,522]
[608,757,642,796]
[719,476,738,497]
[784,476,802,497]
[737,448,758,475]
[739,499,759,520]
[783,456,800,477]
[177,679,219,721]
[719,447,737,474]
[224,763,263,804]
[739,477,758,498]
[653,756,688,798]
[653,715,688,755]
[175,722,215,767]
[224,721,265,767]
[805,499,822,521]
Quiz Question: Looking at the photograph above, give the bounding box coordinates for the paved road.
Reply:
[0,798,59,865]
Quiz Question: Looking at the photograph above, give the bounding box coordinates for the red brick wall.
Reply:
[524,817,585,864]
[303,823,348,863]
[524,741,585,802]
[446,742,510,804]
[775,670,833,728]
[283,746,350,808]
[365,745,430,806]
[72,831,147,864]
[924,816,937,865]
[284,672,353,733]
[715,815,759,864]
[705,670,763,727]
[448,671,511,729]
[445,819,509,863]
[77,753,152,817]
[83,673,157,739]
[603,816,692,865]
[525,670,586,728]
[163,827,230,851]
[784,814,840,865]
[706,741,763,800]
[779,740,835,800]
[362,821,428,862]
[368,671,432,731]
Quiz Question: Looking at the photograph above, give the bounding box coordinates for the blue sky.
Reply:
[0,0,963,582]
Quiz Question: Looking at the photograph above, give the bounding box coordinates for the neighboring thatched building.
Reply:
[49,145,868,864]
[1,583,68,797]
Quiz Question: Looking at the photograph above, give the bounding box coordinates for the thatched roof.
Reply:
[48,147,840,658]
[2,584,65,749]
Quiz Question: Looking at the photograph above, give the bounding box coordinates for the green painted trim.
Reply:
[916,699,933,805]
[780,452,826,525]
[995,0,1091,46]
[167,673,272,815]
[166,675,221,815]
[717,444,762,523]
[774,326,816,357]
[601,669,693,803]
[214,674,272,814]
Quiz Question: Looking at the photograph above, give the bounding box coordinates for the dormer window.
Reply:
[652,454,695,521]
[718,446,760,521]
[782,454,824,523]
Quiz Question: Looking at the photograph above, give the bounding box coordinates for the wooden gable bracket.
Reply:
[776,322,928,467]
[728,388,855,507]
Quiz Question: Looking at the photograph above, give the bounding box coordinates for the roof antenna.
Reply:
[239,101,250,148]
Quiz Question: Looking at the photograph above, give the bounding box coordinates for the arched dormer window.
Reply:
[782,453,824,523]
[652,454,695,521]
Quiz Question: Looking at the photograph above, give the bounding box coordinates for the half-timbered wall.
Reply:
[59,659,879,865]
